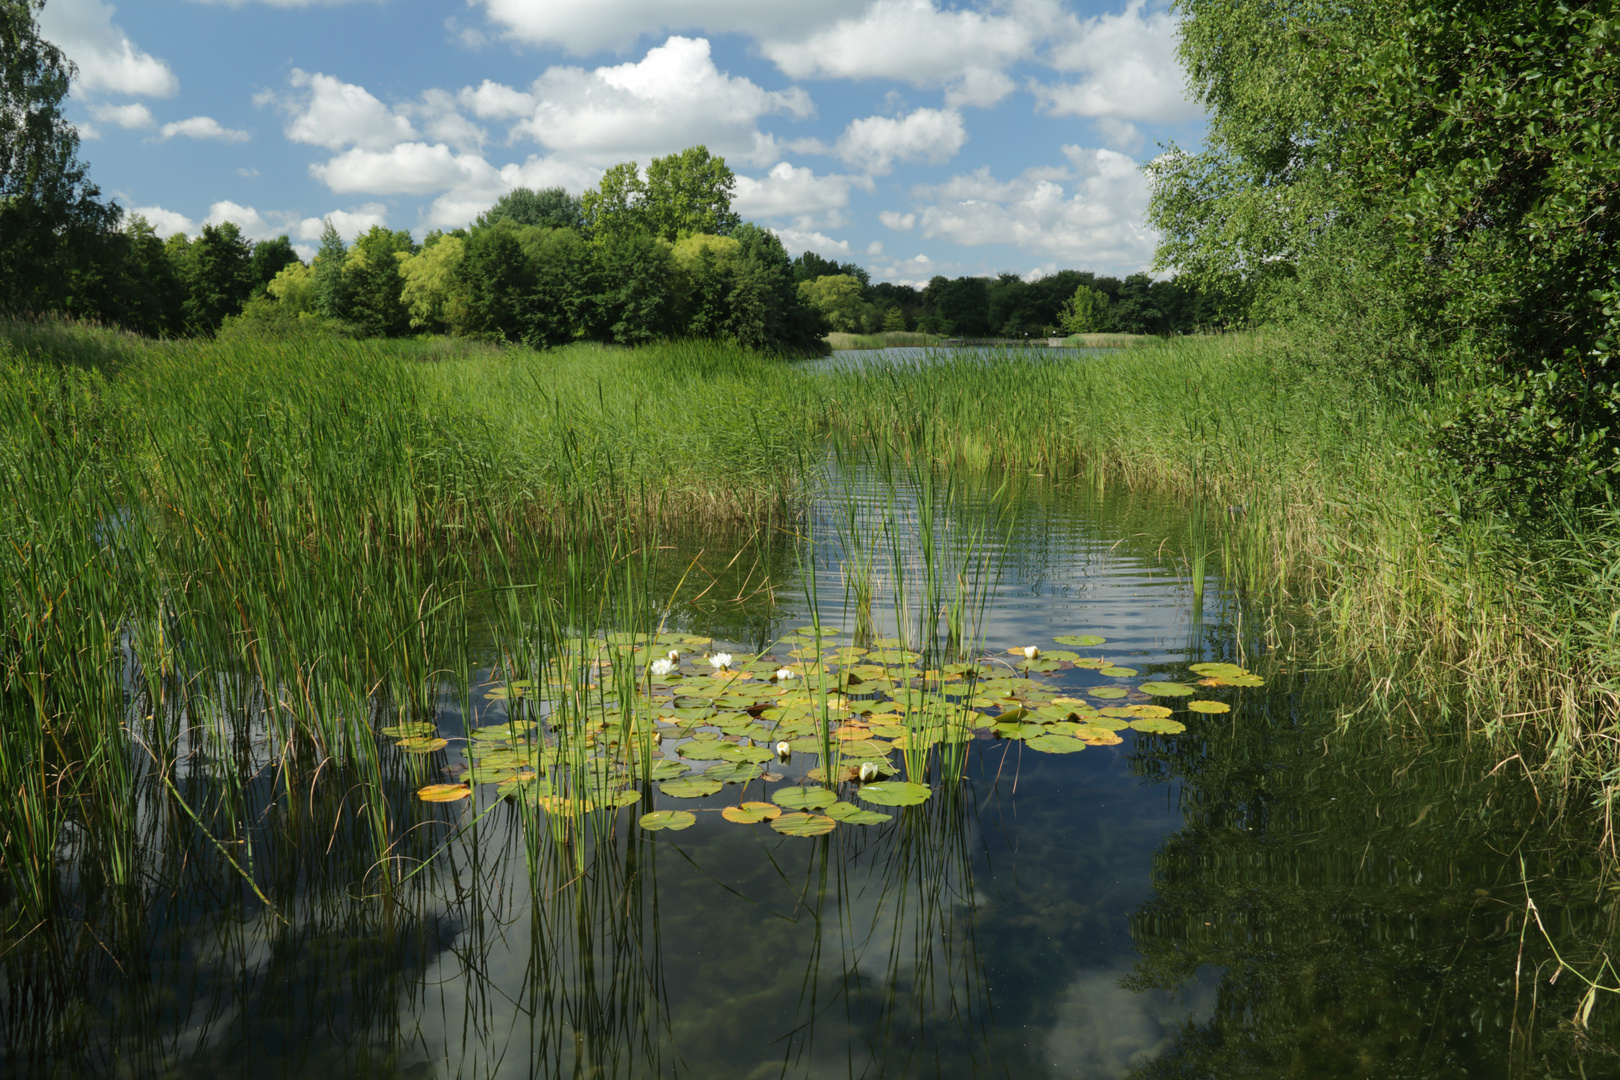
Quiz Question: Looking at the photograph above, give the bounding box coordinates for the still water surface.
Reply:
[3,467,1611,1078]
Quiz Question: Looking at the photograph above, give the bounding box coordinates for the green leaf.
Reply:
[1054,634,1107,647]
[772,785,838,810]
[640,810,696,831]
[770,812,837,837]
[857,781,931,806]
[660,777,722,798]
[1139,681,1194,697]
[826,801,892,825]
[1026,734,1088,754]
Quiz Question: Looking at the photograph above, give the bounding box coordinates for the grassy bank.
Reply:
[824,331,945,350]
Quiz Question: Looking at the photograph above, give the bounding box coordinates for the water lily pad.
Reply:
[787,736,830,754]
[537,795,597,814]
[648,760,690,781]
[396,736,449,753]
[1189,662,1250,678]
[608,789,642,807]
[677,739,731,759]
[1139,682,1194,697]
[857,781,931,807]
[1054,634,1108,647]
[497,775,550,799]
[1081,730,1124,745]
[705,761,763,784]
[418,783,471,802]
[1099,667,1137,678]
[1124,704,1173,719]
[773,786,838,810]
[771,812,837,837]
[1026,734,1086,754]
[1207,674,1265,687]
[721,802,781,824]
[1186,699,1231,713]
[826,802,892,825]
[1130,717,1188,734]
[1086,687,1128,700]
[838,740,892,759]
[660,777,722,798]
[381,722,437,738]
[639,810,695,831]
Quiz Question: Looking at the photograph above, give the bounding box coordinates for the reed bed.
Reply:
[815,338,1620,816]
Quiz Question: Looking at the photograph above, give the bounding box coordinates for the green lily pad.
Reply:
[705,761,763,784]
[1026,734,1087,754]
[640,810,696,831]
[838,740,892,759]
[1099,667,1137,677]
[1087,686,1128,700]
[609,789,642,807]
[721,802,781,824]
[857,781,932,807]
[773,786,838,810]
[648,760,690,781]
[1130,717,1188,734]
[677,739,731,759]
[1186,699,1231,714]
[380,721,438,738]
[1189,662,1250,678]
[826,802,892,825]
[660,777,722,798]
[1054,634,1107,647]
[1139,681,1194,697]
[771,812,837,837]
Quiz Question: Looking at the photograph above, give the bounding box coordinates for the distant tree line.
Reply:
[2,1,1209,352]
[789,254,1221,338]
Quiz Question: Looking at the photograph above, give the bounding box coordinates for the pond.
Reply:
[2,456,1614,1079]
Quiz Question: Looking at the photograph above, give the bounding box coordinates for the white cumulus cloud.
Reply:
[473,0,870,54]
[126,205,196,237]
[833,108,965,175]
[311,143,494,195]
[39,0,178,97]
[906,146,1156,273]
[733,162,855,222]
[1033,0,1200,124]
[512,36,811,166]
[90,101,154,129]
[879,211,916,231]
[160,116,250,142]
[279,70,418,150]
[771,227,851,258]
[761,0,1036,87]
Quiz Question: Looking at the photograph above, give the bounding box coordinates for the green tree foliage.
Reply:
[881,306,906,332]
[0,0,118,314]
[1153,0,1620,516]
[179,222,253,334]
[248,235,300,295]
[792,251,869,287]
[478,186,584,231]
[312,221,353,323]
[594,231,677,344]
[456,223,535,342]
[398,234,464,333]
[722,224,826,355]
[582,146,740,243]
[1058,284,1110,334]
[641,146,740,241]
[798,274,874,333]
[346,226,413,338]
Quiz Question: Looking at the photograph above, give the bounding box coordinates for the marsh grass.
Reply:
[824,331,944,351]
[815,338,1620,816]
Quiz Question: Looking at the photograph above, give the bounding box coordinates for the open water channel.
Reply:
[2,450,1615,1079]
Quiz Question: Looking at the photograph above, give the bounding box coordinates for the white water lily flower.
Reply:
[650,658,676,677]
[709,653,733,671]
[775,741,791,760]
[858,761,881,782]
[774,667,796,681]
[665,649,680,663]
[1023,645,1041,660]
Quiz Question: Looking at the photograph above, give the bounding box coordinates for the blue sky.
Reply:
[45,0,1205,283]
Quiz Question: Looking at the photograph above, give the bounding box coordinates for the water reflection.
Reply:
[4,468,1617,1077]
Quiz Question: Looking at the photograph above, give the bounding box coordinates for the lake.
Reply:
[1,456,1609,1079]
